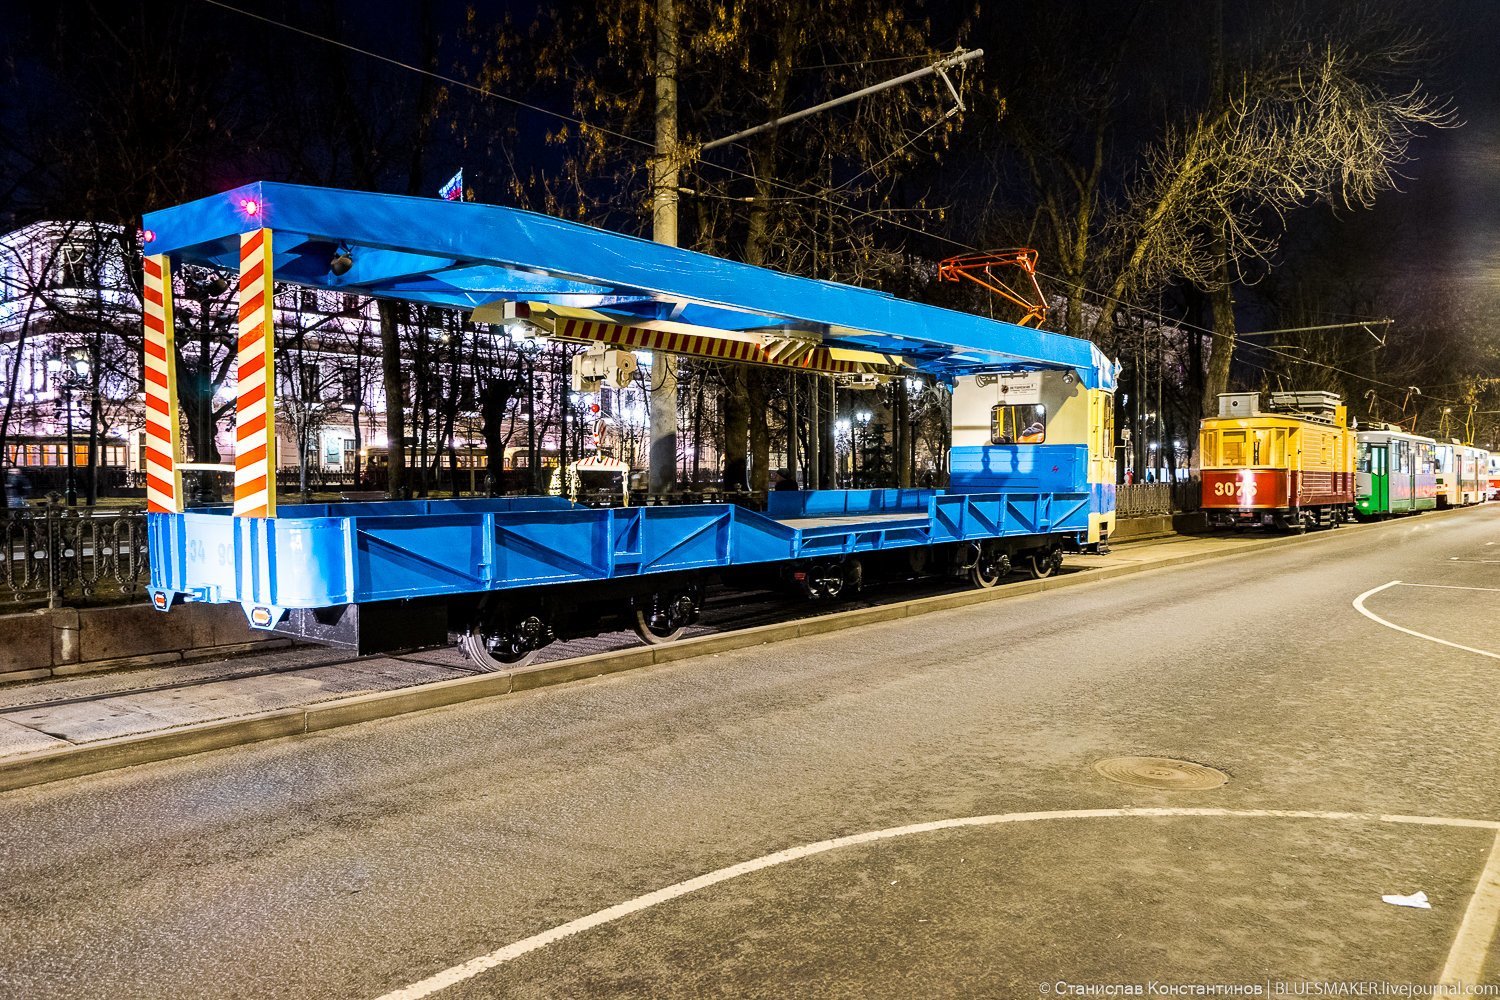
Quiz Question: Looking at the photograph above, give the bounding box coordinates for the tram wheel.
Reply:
[797,563,848,601]
[1028,549,1059,579]
[968,549,1011,589]
[458,615,548,671]
[632,591,699,645]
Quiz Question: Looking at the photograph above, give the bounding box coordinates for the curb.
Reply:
[0,505,1486,794]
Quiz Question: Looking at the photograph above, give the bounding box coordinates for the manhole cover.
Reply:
[1093,756,1229,791]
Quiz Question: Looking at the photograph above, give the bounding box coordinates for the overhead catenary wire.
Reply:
[195,0,1458,406]
[1029,265,1458,403]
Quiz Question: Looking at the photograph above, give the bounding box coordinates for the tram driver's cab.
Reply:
[948,369,1116,545]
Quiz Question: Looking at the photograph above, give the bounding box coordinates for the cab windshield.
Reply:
[991,404,1047,444]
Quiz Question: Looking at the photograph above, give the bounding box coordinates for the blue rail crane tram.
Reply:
[139,182,1119,669]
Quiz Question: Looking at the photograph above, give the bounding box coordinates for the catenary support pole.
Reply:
[648,0,680,496]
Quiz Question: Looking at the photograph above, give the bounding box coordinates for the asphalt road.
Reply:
[3,509,1500,999]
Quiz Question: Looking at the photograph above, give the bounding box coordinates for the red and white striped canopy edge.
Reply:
[142,254,182,513]
[555,319,889,375]
[233,228,276,518]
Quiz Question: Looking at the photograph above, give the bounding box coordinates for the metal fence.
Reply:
[0,478,1203,610]
[0,498,150,609]
[1116,479,1202,518]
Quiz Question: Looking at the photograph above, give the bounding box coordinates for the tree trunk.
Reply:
[785,374,798,488]
[689,370,703,481]
[748,370,770,495]
[298,425,310,495]
[894,380,911,488]
[352,327,365,488]
[1203,258,1236,415]
[648,0,680,494]
[721,370,750,490]
[378,300,406,498]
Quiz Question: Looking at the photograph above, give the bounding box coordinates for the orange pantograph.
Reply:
[937,248,1049,327]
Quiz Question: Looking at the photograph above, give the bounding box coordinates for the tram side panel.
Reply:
[1199,403,1354,531]
[1355,429,1439,518]
[1435,443,1460,508]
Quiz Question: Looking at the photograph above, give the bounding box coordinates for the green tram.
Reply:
[1355,426,1439,518]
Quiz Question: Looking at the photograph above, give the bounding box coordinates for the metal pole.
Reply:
[526,354,538,494]
[648,0,680,496]
[64,383,77,507]
[808,374,821,490]
[700,48,983,152]
[829,380,838,486]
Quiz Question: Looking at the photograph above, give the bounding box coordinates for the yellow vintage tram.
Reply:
[1198,391,1355,531]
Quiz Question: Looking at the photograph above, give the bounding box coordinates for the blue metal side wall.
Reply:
[947,444,1086,494]
[149,485,1092,611]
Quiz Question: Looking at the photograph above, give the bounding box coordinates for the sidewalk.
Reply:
[0,644,475,760]
[0,512,1481,790]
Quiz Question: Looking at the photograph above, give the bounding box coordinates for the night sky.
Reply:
[2,0,1495,342]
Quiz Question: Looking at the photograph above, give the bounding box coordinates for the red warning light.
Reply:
[589,403,601,414]
[140,229,157,244]
[240,198,261,217]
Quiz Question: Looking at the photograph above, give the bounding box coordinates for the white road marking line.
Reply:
[373,807,1500,1000]
[1352,581,1500,661]
[1398,582,1500,592]
[1440,829,1500,987]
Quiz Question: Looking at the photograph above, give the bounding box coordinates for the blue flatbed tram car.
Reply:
[140,183,1118,668]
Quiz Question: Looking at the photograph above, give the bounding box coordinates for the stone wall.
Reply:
[0,603,289,682]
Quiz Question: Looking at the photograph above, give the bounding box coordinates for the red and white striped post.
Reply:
[233,228,277,518]
[142,254,184,513]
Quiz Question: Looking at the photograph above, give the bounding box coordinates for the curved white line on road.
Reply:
[1352,581,1500,661]
[374,807,1500,1000]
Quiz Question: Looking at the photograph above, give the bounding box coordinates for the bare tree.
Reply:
[1096,6,1455,409]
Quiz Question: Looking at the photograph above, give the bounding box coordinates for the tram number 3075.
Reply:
[1212,480,1258,499]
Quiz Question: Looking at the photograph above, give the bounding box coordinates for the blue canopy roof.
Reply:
[142,181,1117,389]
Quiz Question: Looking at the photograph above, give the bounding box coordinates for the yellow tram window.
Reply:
[1221,430,1247,466]
[990,404,1047,444]
[1248,428,1285,466]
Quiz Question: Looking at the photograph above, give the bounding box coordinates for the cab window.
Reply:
[1220,430,1247,466]
[1356,442,1371,474]
[1249,428,1286,466]
[991,404,1046,444]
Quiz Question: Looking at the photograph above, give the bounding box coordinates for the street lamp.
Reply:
[53,347,91,506]
[853,410,872,485]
